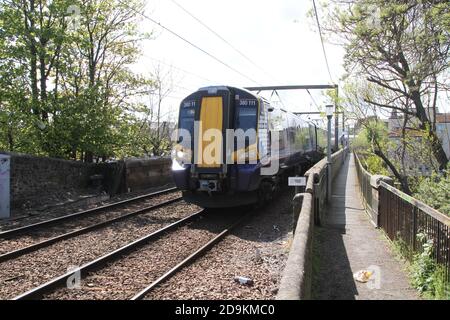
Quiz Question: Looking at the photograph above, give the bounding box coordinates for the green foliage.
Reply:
[411,233,449,300]
[322,0,450,170]
[350,130,370,151]
[414,167,450,216]
[392,233,449,300]
[365,155,389,176]
[0,0,164,162]
[353,120,390,154]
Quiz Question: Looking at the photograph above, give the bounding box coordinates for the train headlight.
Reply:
[176,150,184,159]
[171,147,191,170]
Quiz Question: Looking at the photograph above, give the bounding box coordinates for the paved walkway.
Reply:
[312,153,418,300]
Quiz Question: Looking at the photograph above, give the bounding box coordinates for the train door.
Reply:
[197,96,223,168]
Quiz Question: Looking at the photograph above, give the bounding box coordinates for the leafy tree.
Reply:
[414,167,450,216]
[0,0,162,162]
[359,119,413,193]
[320,0,450,170]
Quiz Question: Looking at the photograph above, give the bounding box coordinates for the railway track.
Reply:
[12,209,251,300]
[0,188,180,261]
[0,196,182,263]
[0,187,177,238]
[13,210,205,300]
[132,212,251,300]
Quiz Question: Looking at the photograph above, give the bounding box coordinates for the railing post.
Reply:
[292,194,304,234]
[326,115,332,204]
[370,175,393,228]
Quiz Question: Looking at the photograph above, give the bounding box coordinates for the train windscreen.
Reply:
[236,107,256,130]
[179,106,195,136]
[235,104,257,145]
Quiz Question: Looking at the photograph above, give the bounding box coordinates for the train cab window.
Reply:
[179,106,195,136]
[235,105,257,132]
[235,100,258,147]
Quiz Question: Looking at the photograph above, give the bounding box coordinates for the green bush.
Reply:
[411,233,449,300]
[414,167,450,216]
[365,155,390,176]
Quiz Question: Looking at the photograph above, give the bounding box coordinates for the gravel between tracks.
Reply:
[144,189,294,300]
[0,191,181,255]
[44,211,240,300]
[0,201,199,299]
[0,185,175,232]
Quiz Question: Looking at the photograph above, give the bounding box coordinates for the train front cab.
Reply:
[172,86,267,208]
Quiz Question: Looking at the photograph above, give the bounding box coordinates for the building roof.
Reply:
[436,113,450,123]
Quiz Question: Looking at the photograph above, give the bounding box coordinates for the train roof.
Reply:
[194,86,320,128]
[197,85,258,97]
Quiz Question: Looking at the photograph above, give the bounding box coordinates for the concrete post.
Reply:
[292,193,304,234]
[370,175,394,227]
[0,154,11,219]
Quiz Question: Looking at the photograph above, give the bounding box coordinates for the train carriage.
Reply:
[172,86,327,208]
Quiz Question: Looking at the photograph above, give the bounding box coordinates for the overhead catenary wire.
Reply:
[169,0,278,83]
[312,0,334,84]
[116,0,262,85]
[141,55,217,84]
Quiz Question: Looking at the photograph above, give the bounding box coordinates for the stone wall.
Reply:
[0,151,174,211]
[0,151,96,209]
[124,157,173,192]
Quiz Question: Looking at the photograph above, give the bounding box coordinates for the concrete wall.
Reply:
[124,157,173,192]
[277,147,349,300]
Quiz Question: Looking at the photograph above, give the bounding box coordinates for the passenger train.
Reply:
[171,86,330,208]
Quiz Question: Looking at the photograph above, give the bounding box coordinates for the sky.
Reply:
[132,0,346,123]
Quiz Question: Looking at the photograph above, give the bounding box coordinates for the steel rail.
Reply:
[12,209,204,300]
[0,196,183,263]
[0,187,178,238]
[131,212,252,300]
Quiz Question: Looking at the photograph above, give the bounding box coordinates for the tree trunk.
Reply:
[7,127,14,151]
[84,151,93,163]
[39,54,48,121]
[410,89,448,170]
[373,147,412,195]
[30,45,39,116]
[24,0,40,116]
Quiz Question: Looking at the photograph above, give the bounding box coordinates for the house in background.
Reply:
[436,113,450,160]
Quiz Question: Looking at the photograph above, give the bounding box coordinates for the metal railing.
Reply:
[379,182,450,281]
[354,152,377,225]
[354,150,450,281]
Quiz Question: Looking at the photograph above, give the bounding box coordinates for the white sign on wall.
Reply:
[288,177,306,187]
[0,154,11,219]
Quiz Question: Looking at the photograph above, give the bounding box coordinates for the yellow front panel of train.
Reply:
[198,97,223,167]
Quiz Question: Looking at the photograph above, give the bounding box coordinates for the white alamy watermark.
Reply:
[171,123,281,175]
[366,265,381,290]
[365,4,382,30]
[67,5,81,32]
[66,265,81,289]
